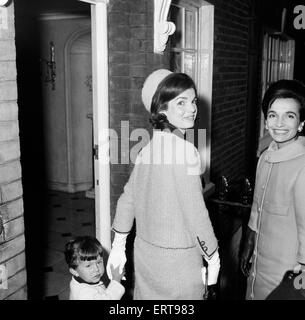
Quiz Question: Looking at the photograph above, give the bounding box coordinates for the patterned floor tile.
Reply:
[58,287,70,300]
[43,190,95,299]
[52,258,70,276]
[43,249,65,267]
[43,271,71,297]
[46,230,74,252]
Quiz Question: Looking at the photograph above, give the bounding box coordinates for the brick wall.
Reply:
[108,0,170,218]
[209,0,253,184]
[0,2,27,299]
[107,0,255,218]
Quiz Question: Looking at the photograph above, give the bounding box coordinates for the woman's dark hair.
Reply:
[150,72,197,129]
[262,79,305,121]
[64,236,103,269]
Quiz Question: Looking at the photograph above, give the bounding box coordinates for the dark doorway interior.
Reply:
[14,0,90,300]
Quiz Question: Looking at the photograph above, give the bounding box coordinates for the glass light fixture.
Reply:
[40,41,56,90]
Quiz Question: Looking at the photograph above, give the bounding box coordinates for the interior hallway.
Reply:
[41,190,95,300]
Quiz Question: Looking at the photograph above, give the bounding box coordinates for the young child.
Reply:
[64,235,125,300]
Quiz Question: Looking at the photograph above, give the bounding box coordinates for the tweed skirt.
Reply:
[133,236,205,300]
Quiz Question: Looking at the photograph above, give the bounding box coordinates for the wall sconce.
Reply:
[40,41,56,90]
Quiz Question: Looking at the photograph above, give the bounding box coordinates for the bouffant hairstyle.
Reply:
[150,72,197,129]
[262,79,305,121]
[64,236,103,269]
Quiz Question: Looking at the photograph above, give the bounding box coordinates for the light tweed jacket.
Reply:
[247,136,305,300]
[112,130,218,260]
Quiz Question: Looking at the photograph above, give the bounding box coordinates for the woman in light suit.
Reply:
[241,79,305,300]
[106,69,220,299]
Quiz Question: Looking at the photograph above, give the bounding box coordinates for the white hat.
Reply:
[141,69,172,112]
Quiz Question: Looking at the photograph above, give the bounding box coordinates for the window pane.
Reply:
[169,3,199,80]
[185,9,196,49]
[170,51,182,72]
[169,5,183,49]
[184,52,196,79]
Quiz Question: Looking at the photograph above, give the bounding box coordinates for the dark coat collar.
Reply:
[73,276,101,285]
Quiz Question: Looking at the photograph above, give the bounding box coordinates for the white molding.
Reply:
[38,13,90,21]
[197,3,214,188]
[77,0,111,254]
[154,0,176,53]
[48,181,93,193]
[91,2,111,252]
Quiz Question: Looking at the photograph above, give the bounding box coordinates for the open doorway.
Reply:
[14,0,95,299]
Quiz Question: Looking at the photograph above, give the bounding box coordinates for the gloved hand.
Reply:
[206,250,220,285]
[202,252,220,300]
[202,250,221,286]
[240,226,256,277]
[293,263,305,273]
[201,266,207,285]
[106,231,128,280]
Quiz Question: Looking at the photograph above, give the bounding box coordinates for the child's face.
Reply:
[71,255,104,283]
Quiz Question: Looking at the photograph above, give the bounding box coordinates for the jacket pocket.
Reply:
[263,201,289,216]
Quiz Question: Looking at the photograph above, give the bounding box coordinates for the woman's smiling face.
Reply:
[266,97,304,149]
[163,88,197,130]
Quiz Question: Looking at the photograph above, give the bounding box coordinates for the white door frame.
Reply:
[78,0,111,252]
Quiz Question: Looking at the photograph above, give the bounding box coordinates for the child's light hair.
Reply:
[64,236,103,269]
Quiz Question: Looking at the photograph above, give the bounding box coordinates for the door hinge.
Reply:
[93,144,98,160]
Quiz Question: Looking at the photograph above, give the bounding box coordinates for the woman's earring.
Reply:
[298,122,304,132]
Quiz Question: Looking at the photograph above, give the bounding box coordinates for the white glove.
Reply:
[206,250,220,285]
[106,232,128,280]
[294,263,305,273]
[201,266,207,285]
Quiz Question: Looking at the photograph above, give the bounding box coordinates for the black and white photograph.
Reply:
[0,0,305,308]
